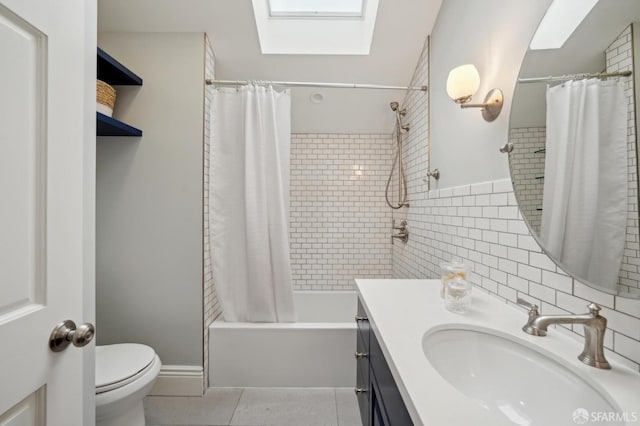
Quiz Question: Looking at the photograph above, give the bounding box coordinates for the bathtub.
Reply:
[209,291,357,387]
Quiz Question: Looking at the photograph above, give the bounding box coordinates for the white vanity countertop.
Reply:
[355,279,640,426]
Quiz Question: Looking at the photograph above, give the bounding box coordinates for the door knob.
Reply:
[49,320,95,352]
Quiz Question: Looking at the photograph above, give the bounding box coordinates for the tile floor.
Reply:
[145,387,362,426]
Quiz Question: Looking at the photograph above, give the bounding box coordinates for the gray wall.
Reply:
[429,0,552,188]
[96,32,204,366]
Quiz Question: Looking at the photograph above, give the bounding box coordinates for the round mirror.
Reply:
[509,0,640,298]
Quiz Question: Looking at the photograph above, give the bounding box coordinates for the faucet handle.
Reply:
[517,298,539,315]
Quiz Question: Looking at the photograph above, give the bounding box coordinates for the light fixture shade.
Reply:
[446,64,480,103]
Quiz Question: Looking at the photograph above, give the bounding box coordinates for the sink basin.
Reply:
[423,326,621,426]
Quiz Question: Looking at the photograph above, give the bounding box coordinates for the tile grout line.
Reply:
[228,388,245,426]
[333,388,339,426]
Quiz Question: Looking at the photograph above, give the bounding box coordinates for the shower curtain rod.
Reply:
[518,70,632,84]
[205,79,428,92]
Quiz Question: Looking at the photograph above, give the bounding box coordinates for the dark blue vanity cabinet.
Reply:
[356,299,413,426]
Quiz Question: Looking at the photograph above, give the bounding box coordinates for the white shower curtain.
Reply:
[540,78,627,290]
[209,84,296,322]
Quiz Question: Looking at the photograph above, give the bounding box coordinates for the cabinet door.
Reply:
[372,391,386,426]
[370,376,391,426]
[370,331,413,425]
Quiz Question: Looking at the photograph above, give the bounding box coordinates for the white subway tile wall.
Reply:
[508,127,545,233]
[391,36,430,279]
[290,134,393,290]
[606,25,640,293]
[392,35,640,371]
[203,34,221,389]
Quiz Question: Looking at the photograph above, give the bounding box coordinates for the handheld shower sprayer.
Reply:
[390,101,406,116]
[385,101,410,209]
[390,102,409,132]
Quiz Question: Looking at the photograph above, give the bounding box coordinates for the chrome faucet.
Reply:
[516,298,611,370]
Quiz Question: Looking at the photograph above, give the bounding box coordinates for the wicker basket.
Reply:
[96,79,116,117]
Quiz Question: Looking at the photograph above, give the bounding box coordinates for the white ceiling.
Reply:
[97,0,442,134]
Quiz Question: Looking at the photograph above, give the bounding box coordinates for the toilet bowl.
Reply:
[96,343,161,426]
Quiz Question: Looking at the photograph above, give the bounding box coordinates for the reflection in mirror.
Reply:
[509,0,640,298]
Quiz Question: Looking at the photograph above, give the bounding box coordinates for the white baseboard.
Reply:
[149,365,203,397]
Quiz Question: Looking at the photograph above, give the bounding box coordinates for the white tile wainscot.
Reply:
[392,178,640,370]
[355,279,640,426]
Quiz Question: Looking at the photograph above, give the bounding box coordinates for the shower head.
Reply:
[390,101,400,111]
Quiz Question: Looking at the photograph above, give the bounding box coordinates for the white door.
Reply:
[0,0,96,425]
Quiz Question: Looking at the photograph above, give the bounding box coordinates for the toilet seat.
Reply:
[96,344,156,394]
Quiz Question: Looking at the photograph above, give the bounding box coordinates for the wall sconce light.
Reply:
[446,64,503,122]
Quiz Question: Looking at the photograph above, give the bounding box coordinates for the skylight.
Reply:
[529,0,599,50]
[252,0,379,55]
[269,0,365,18]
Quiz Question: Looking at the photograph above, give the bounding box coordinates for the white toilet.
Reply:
[96,343,161,426]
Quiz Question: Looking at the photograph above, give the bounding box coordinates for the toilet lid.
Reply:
[96,344,156,392]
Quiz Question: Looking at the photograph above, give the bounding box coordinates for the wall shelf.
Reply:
[97,47,143,137]
[97,112,143,137]
[97,48,143,86]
